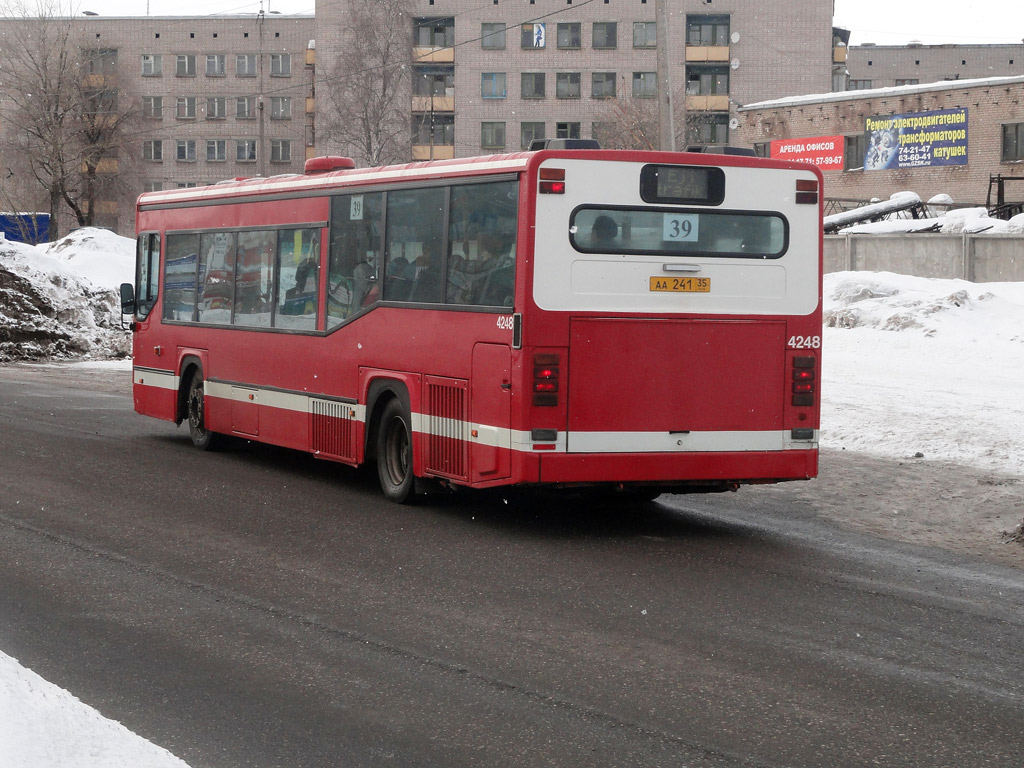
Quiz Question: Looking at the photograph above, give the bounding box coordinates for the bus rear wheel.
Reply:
[186,369,220,451]
[377,398,414,503]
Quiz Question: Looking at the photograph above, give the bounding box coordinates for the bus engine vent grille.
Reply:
[310,398,357,462]
[424,376,469,482]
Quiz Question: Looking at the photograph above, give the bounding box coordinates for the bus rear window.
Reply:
[570,207,788,259]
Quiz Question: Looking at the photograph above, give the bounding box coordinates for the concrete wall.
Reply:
[825,234,1024,282]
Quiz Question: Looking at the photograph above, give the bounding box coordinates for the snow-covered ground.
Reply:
[1,228,1023,765]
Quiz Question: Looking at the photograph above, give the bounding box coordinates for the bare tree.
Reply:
[593,86,688,151]
[0,0,140,239]
[319,0,413,167]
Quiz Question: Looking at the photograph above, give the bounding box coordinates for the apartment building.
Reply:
[313,0,834,163]
[844,43,1024,90]
[0,14,314,235]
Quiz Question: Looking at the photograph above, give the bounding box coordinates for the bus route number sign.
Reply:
[662,213,699,242]
[649,276,711,293]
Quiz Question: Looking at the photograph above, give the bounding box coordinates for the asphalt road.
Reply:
[1,364,1022,768]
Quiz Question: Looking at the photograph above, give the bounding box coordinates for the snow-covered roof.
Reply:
[740,75,1024,112]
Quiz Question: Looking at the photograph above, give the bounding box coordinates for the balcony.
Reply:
[685,94,730,112]
[412,46,454,64]
[411,95,455,113]
[412,145,455,160]
[685,45,730,63]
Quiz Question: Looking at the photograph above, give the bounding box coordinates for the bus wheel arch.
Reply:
[365,379,415,503]
[179,357,220,451]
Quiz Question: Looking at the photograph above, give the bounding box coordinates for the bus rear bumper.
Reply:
[531,449,818,487]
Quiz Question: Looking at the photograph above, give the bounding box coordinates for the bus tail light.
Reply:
[791,356,816,406]
[533,353,560,406]
[539,168,566,195]
[795,179,818,205]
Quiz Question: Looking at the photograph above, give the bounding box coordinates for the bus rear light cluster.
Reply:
[791,356,816,406]
[539,168,566,195]
[533,353,560,406]
[795,179,819,205]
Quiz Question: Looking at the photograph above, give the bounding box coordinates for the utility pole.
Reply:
[258,8,267,177]
[655,0,675,151]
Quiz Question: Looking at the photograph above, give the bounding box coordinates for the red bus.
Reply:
[122,149,822,503]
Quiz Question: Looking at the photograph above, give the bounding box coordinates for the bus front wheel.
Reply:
[377,398,414,503]
[186,370,220,451]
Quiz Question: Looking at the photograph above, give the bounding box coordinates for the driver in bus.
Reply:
[590,214,618,248]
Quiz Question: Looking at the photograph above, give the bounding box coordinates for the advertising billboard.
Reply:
[770,136,844,170]
[864,107,968,170]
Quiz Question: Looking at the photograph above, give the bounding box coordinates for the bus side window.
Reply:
[385,187,445,304]
[163,233,200,321]
[328,192,382,327]
[197,232,236,325]
[276,228,319,331]
[447,180,518,307]
[235,231,276,327]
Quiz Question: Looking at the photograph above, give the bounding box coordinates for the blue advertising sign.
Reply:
[864,107,968,170]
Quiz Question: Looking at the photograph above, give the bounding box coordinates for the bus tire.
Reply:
[186,369,220,451]
[376,398,414,503]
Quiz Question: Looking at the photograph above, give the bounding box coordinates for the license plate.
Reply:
[649,276,710,293]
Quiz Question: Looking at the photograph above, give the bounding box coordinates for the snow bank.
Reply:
[822,271,1024,474]
[0,651,191,768]
[0,228,133,361]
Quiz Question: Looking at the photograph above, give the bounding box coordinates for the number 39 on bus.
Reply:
[121,147,823,503]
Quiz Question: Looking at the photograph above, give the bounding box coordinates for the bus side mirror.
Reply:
[119,283,136,330]
[119,282,136,314]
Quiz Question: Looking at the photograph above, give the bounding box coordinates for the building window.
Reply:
[481,121,506,150]
[686,15,729,46]
[685,113,728,144]
[412,114,455,146]
[849,79,872,90]
[753,142,770,158]
[413,68,454,96]
[207,139,226,162]
[633,21,656,48]
[236,53,257,77]
[84,48,118,75]
[521,72,546,99]
[894,78,919,86]
[481,23,506,49]
[141,54,162,76]
[521,121,545,149]
[144,182,163,192]
[556,122,581,140]
[416,17,455,48]
[175,96,197,119]
[236,96,256,120]
[142,96,163,118]
[844,134,865,170]
[271,139,291,163]
[206,54,226,76]
[592,22,617,49]
[270,53,291,76]
[175,54,196,77]
[481,72,506,99]
[591,72,616,99]
[686,66,729,95]
[236,139,258,162]
[556,72,581,99]
[143,140,163,161]
[522,23,546,49]
[557,22,580,49]
[176,182,200,189]
[176,139,197,162]
[1002,123,1024,162]
[270,97,291,119]
[632,71,657,98]
[206,97,226,119]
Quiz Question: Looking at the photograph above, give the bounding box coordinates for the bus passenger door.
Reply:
[470,343,512,483]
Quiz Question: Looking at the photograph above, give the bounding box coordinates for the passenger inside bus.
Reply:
[590,214,619,247]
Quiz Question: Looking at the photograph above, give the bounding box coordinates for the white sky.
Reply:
[28,0,1024,47]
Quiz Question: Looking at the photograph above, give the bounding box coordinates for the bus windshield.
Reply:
[570,206,788,259]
